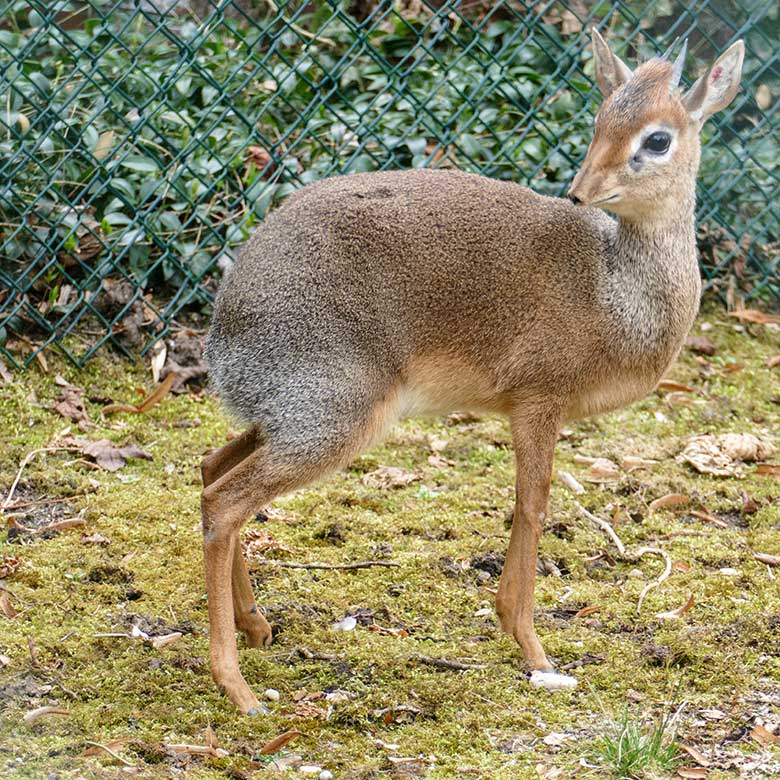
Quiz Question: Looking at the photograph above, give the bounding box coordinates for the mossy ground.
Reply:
[1,307,779,779]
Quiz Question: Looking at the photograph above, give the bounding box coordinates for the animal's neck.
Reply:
[606,194,700,357]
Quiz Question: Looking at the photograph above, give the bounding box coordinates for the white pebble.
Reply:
[264,688,280,702]
[719,567,740,577]
[529,670,578,691]
[319,772,334,780]
[299,766,322,776]
[332,616,357,632]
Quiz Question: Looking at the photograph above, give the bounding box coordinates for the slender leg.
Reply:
[496,402,561,671]
[201,429,271,646]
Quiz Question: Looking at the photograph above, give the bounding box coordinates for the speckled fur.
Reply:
[204,55,728,462]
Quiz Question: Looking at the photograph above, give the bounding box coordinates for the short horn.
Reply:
[661,35,680,60]
[670,38,688,92]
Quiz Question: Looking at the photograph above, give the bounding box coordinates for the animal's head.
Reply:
[568,30,744,220]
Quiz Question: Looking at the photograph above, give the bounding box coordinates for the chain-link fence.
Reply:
[1,1,778,369]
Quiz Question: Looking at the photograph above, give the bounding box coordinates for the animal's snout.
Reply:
[567,192,583,205]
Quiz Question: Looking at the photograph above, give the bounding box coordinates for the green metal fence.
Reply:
[1,1,778,369]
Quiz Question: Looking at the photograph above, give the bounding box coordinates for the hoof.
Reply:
[247,703,270,716]
[529,668,578,691]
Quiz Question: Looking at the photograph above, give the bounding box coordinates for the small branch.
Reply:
[296,646,345,662]
[631,547,673,613]
[83,741,136,768]
[409,653,486,671]
[576,502,626,556]
[252,558,400,571]
[2,447,76,511]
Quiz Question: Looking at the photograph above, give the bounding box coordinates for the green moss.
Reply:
[1,309,779,778]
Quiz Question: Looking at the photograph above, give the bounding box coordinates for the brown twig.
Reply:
[83,741,136,767]
[409,653,486,671]
[251,558,400,570]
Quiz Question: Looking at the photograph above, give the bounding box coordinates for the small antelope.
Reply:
[202,31,744,713]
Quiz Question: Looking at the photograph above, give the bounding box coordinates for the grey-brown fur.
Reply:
[206,167,697,437]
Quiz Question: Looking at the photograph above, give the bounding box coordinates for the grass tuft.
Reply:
[597,707,681,779]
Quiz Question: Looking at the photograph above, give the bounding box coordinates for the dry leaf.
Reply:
[766,355,780,368]
[23,706,70,724]
[689,509,729,529]
[680,433,776,477]
[93,129,115,160]
[574,605,601,618]
[203,725,218,750]
[361,466,420,490]
[679,744,710,767]
[164,742,229,758]
[649,493,690,512]
[0,592,17,619]
[583,457,620,483]
[686,335,716,356]
[621,456,658,472]
[103,372,176,416]
[150,341,167,384]
[53,379,91,428]
[242,529,294,559]
[677,768,707,779]
[751,724,780,746]
[60,437,153,472]
[0,554,22,579]
[728,309,780,325]
[81,738,132,757]
[258,729,301,755]
[656,593,695,620]
[150,632,182,649]
[756,464,780,478]
[81,532,110,545]
[657,379,696,392]
[754,552,780,567]
[293,701,327,719]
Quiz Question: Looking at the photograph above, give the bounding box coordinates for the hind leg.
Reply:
[201,384,399,713]
[201,428,272,648]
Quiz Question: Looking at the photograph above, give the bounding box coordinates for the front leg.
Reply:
[496,402,577,689]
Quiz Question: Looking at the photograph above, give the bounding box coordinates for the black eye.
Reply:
[642,131,672,154]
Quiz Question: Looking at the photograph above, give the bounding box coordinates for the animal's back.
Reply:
[206,168,614,422]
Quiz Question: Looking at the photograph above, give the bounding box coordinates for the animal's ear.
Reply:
[682,40,745,124]
[591,28,632,98]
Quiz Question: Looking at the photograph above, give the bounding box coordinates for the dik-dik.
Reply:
[202,31,744,713]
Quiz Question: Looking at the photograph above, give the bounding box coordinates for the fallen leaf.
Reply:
[741,491,760,514]
[150,341,167,384]
[656,594,695,620]
[649,493,690,512]
[577,457,620,483]
[81,532,110,545]
[751,724,780,746]
[361,466,420,490]
[680,433,776,477]
[542,732,570,746]
[689,509,729,529]
[677,768,707,779]
[673,560,692,573]
[93,129,115,160]
[258,729,302,755]
[686,335,716,356]
[81,737,132,757]
[242,529,295,559]
[66,437,153,472]
[150,632,182,649]
[53,379,91,428]
[657,379,696,392]
[23,706,70,724]
[0,554,22,579]
[756,464,780,478]
[766,355,780,368]
[728,309,780,325]
[574,605,601,618]
[293,701,327,720]
[679,744,710,767]
[332,616,357,632]
[754,552,780,567]
[0,592,17,618]
[103,372,176,416]
[621,456,658,472]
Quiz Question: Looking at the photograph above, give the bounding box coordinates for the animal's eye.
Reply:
[642,131,672,154]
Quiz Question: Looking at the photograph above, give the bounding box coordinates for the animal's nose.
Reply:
[567,192,582,205]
